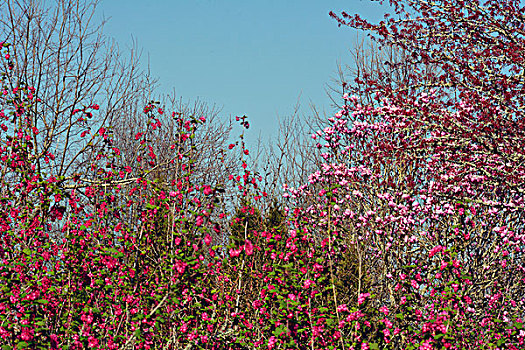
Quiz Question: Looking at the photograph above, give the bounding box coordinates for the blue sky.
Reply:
[97,0,386,142]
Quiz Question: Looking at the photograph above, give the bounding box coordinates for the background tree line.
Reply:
[0,0,524,349]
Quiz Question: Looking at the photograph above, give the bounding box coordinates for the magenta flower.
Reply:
[203,185,213,195]
[88,336,99,348]
[303,279,314,289]
[379,306,389,315]
[268,336,278,349]
[358,292,371,305]
[245,239,254,255]
[175,260,187,274]
[229,246,242,257]
[429,245,443,257]
[337,304,349,312]
[195,215,204,226]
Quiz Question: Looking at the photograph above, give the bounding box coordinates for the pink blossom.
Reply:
[358,292,370,305]
[252,299,262,309]
[195,215,204,226]
[379,306,389,315]
[180,322,188,333]
[203,185,213,195]
[268,336,278,349]
[88,336,99,348]
[420,340,433,350]
[245,239,254,255]
[175,260,187,274]
[429,245,443,257]
[303,279,314,289]
[337,304,349,312]
[411,280,419,290]
[229,247,243,257]
[204,233,212,246]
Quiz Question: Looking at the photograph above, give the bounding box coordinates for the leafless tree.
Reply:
[0,0,157,187]
[0,0,239,252]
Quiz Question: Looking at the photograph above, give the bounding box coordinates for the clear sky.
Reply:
[97,0,386,143]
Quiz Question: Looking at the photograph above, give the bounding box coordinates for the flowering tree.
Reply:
[299,0,525,347]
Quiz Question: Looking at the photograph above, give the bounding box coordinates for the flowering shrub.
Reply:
[0,0,525,349]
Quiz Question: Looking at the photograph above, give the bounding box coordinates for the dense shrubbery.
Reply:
[1,0,525,349]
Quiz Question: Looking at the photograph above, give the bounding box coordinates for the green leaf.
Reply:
[273,325,286,336]
[369,343,379,350]
[16,342,28,349]
[22,248,31,256]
